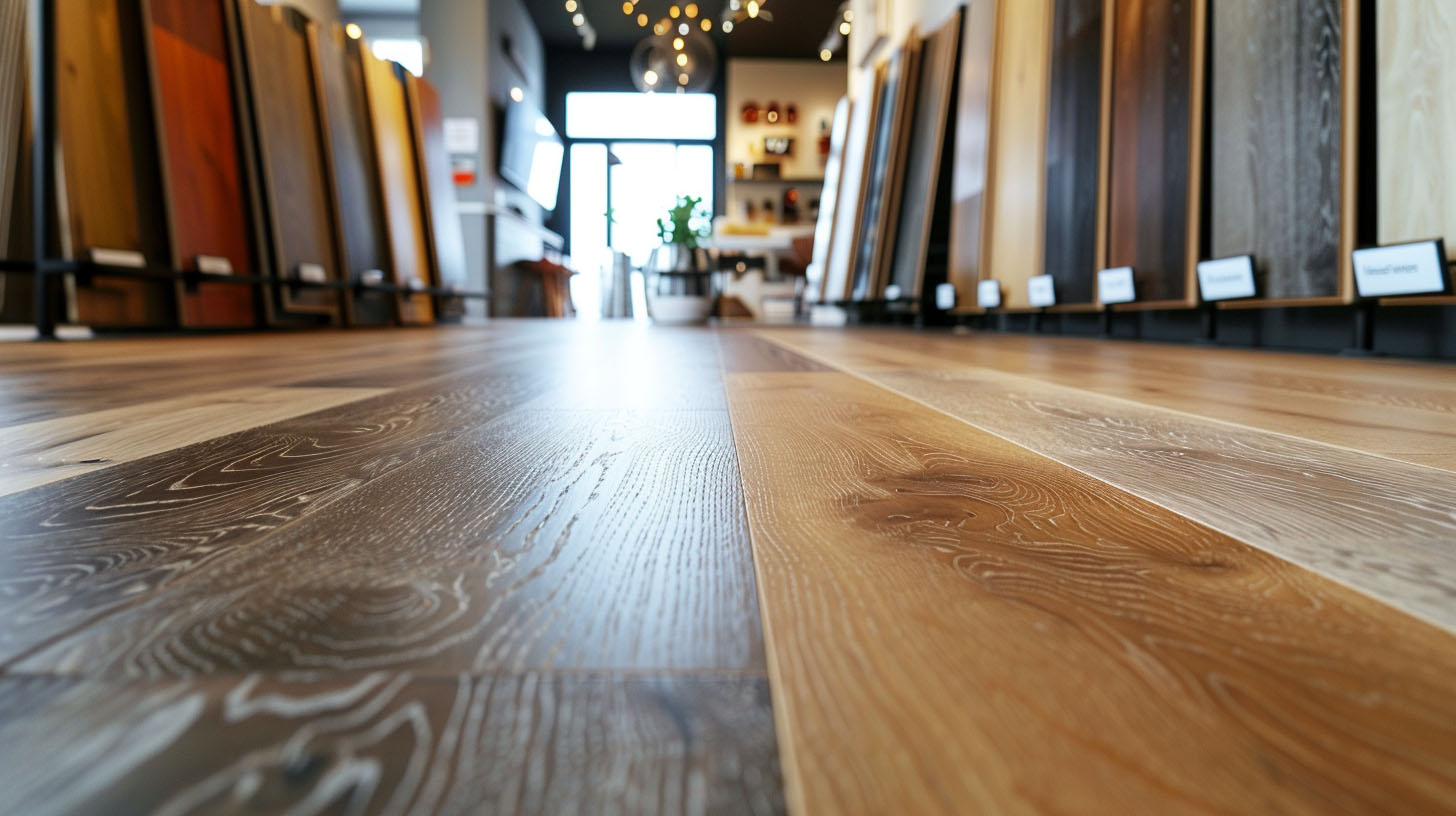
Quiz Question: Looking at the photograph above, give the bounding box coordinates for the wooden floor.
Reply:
[0,323,1454,815]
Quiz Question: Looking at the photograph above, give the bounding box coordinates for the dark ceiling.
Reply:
[525,0,847,60]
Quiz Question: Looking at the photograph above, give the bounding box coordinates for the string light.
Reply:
[344,22,362,39]
[819,48,831,61]
[685,3,698,17]
[564,0,576,10]
[700,18,712,30]
[644,69,658,85]
[510,86,525,102]
[673,36,684,50]
[638,12,648,25]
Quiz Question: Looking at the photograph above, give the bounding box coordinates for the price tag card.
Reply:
[1352,240,1448,298]
[296,263,327,284]
[883,284,903,301]
[1027,274,1056,308]
[977,279,1001,309]
[196,255,234,276]
[1098,266,1135,304]
[88,248,146,268]
[935,282,956,310]
[1197,255,1257,301]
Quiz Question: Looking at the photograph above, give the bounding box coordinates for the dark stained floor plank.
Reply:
[0,672,784,816]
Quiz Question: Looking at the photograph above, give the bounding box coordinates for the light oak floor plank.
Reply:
[727,369,1456,815]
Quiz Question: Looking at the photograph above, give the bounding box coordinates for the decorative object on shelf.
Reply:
[741,103,759,123]
[752,162,782,180]
[782,187,801,224]
[734,162,747,179]
[764,137,794,156]
[766,102,781,123]
[631,7,717,93]
[647,195,714,324]
[786,104,798,124]
[601,251,634,319]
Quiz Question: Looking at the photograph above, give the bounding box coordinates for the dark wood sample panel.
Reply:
[54,0,172,327]
[362,51,434,323]
[408,74,468,298]
[1041,0,1107,307]
[144,0,258,328]
[1210,0,1356,305]
[310,23,394,326]
[237,2,341,323]
[0,0,32,324]
[946,0,997,313]
[851,42,918,301]
[888,10,963,301]
[1105,0,1205,308]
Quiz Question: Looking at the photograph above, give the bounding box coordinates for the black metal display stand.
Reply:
[8,0,486,341]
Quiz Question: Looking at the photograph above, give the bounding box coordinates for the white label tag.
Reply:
[1098,266,1135,304]
[935,282,956,310]
[1352,240,1448,298]
[196,255,234,276]
[977,279,1001,309]
[88,248,146,268]
[1027,274,1056,308]
[444,117,480,154]
[1197,255,1257,301]
[360,269,386,286]
[884,284,903,301]
[296,263,327,283]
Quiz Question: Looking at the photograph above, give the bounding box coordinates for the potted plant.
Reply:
[648,195,714,325]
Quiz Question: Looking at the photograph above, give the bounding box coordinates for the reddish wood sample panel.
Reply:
[408,75,468,295]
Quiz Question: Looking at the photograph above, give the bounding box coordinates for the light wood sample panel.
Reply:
[408,74,468,294]
[808,97,850,303]
[362,50,435,324]
[728,367,1456,815]
[822,68,879,303]
[982,0,1053,310]
[947,0,998,313]
[1210,0,1357,305]
[1105,0,1205,308]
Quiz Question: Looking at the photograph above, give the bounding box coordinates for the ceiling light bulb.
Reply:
[679,73,689,85]
[673,37,684,49]
[844,10,854,21]
[685,3,698,17]
[676,52,688,66]
[722,20,733,32]
[700,18,711,30]
[654,21,667,34]
[344,22,362,39]
[679,22,689,34]
[820,48,832,61]
[510,86,524,102]
[564,0,576,10]
[747,1,759,18]
[622,1,633,13]
[669,5,680,17]
[572,12,584,26]
[839,21,851,35]
[638,12,648,25]
[644,69,658,85]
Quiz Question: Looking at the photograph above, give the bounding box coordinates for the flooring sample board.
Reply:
[1378,0,1456,304]
[1210,0,1356,305]
[807,96,850,303]
[946,0,997,313]
[237,2,341,323]
[0,0,32,325]
[0,673,783,816]
[821,68,879,303]
[54,0,172,328]
[144,0,258,328]
[1040,0,1107,307]
[407,74,468,296]
[849,42,917,301]
[887,10,962,301]
[362,51,435,324]
[982,0,1053,309]
[310,23,394,326]
[728,367,1456,814]
[1105,0,1205,308]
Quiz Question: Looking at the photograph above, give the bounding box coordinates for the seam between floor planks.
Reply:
[756,330,1456,638]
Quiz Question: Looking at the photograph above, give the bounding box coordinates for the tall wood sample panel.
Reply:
[144,0,258,328]
[1210,0,1357,305]
[982,0,1053,310]
[1041,0,1107,308]
[947,0,997,313]
[362,52,434,324]
[1377,0,1456,304]
[310,23,394,326]
[822,68,880,304]
[851,42,920,301]
[407,73,469,310]
[0,0,32,324]
[55,0,172,327]
[238,2,341,323]
[887,10,963,301]
[808,97,850,303]
[1105,0,1205,308]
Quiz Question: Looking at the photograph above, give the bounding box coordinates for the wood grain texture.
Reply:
[311,23,394,326]
[0,0,32,325]
[762,330,1456,635]
[946,0,997,313]
[821,68,880,303]
[1041,0,1105,306]
[408,74,468,294]
[362,51,434,323]
[1210,0,1355,304]
[1377,0,1456,264]
[238,2,341,322]
[982,0,1053,310]
[1105,0,1204,307]
[0,672,783,816]
[0,386,384,497]
[807,97,849,303]
[849,50,911,301]
[887,11,962,300]
[145,0,258,328]
[727,368,1456,814]
[55,0,172,327]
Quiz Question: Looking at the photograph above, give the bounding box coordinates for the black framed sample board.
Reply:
[850,38,920,302]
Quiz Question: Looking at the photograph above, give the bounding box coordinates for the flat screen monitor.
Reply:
[500,102,564,211]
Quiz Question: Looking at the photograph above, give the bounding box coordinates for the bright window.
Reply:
[371,38,424,77]
[565,92,717,140]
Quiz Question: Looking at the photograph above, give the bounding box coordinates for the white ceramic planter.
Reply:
[648,293,713,325]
